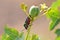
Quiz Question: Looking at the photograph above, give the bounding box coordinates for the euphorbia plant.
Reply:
[1,0,60,40]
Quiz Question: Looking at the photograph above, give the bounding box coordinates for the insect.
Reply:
[24,5,40,30]
[24,16,31,29]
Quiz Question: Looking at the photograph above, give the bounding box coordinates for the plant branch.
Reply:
[24,11,32,20]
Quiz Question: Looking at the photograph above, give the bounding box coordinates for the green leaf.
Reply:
[2,26,40,40]
[46,8,60,30]
[55,29,60,36]
[51,0,60,9]
[2,33,13,40]
[5,37,13,40]
[20,3,27,12]
[56,36,60,40]
[46,8,60,19]
[15,32,25,40]
[4,26,19,40]
[31,34,40,40]
[2,34,9,40]
[2,29,25,40]
[49,18,60,30]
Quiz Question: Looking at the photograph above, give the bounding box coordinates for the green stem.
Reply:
[25,19,33,40]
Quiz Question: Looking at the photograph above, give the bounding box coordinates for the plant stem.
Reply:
[24,11,32,20]
[25,19,33,40]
